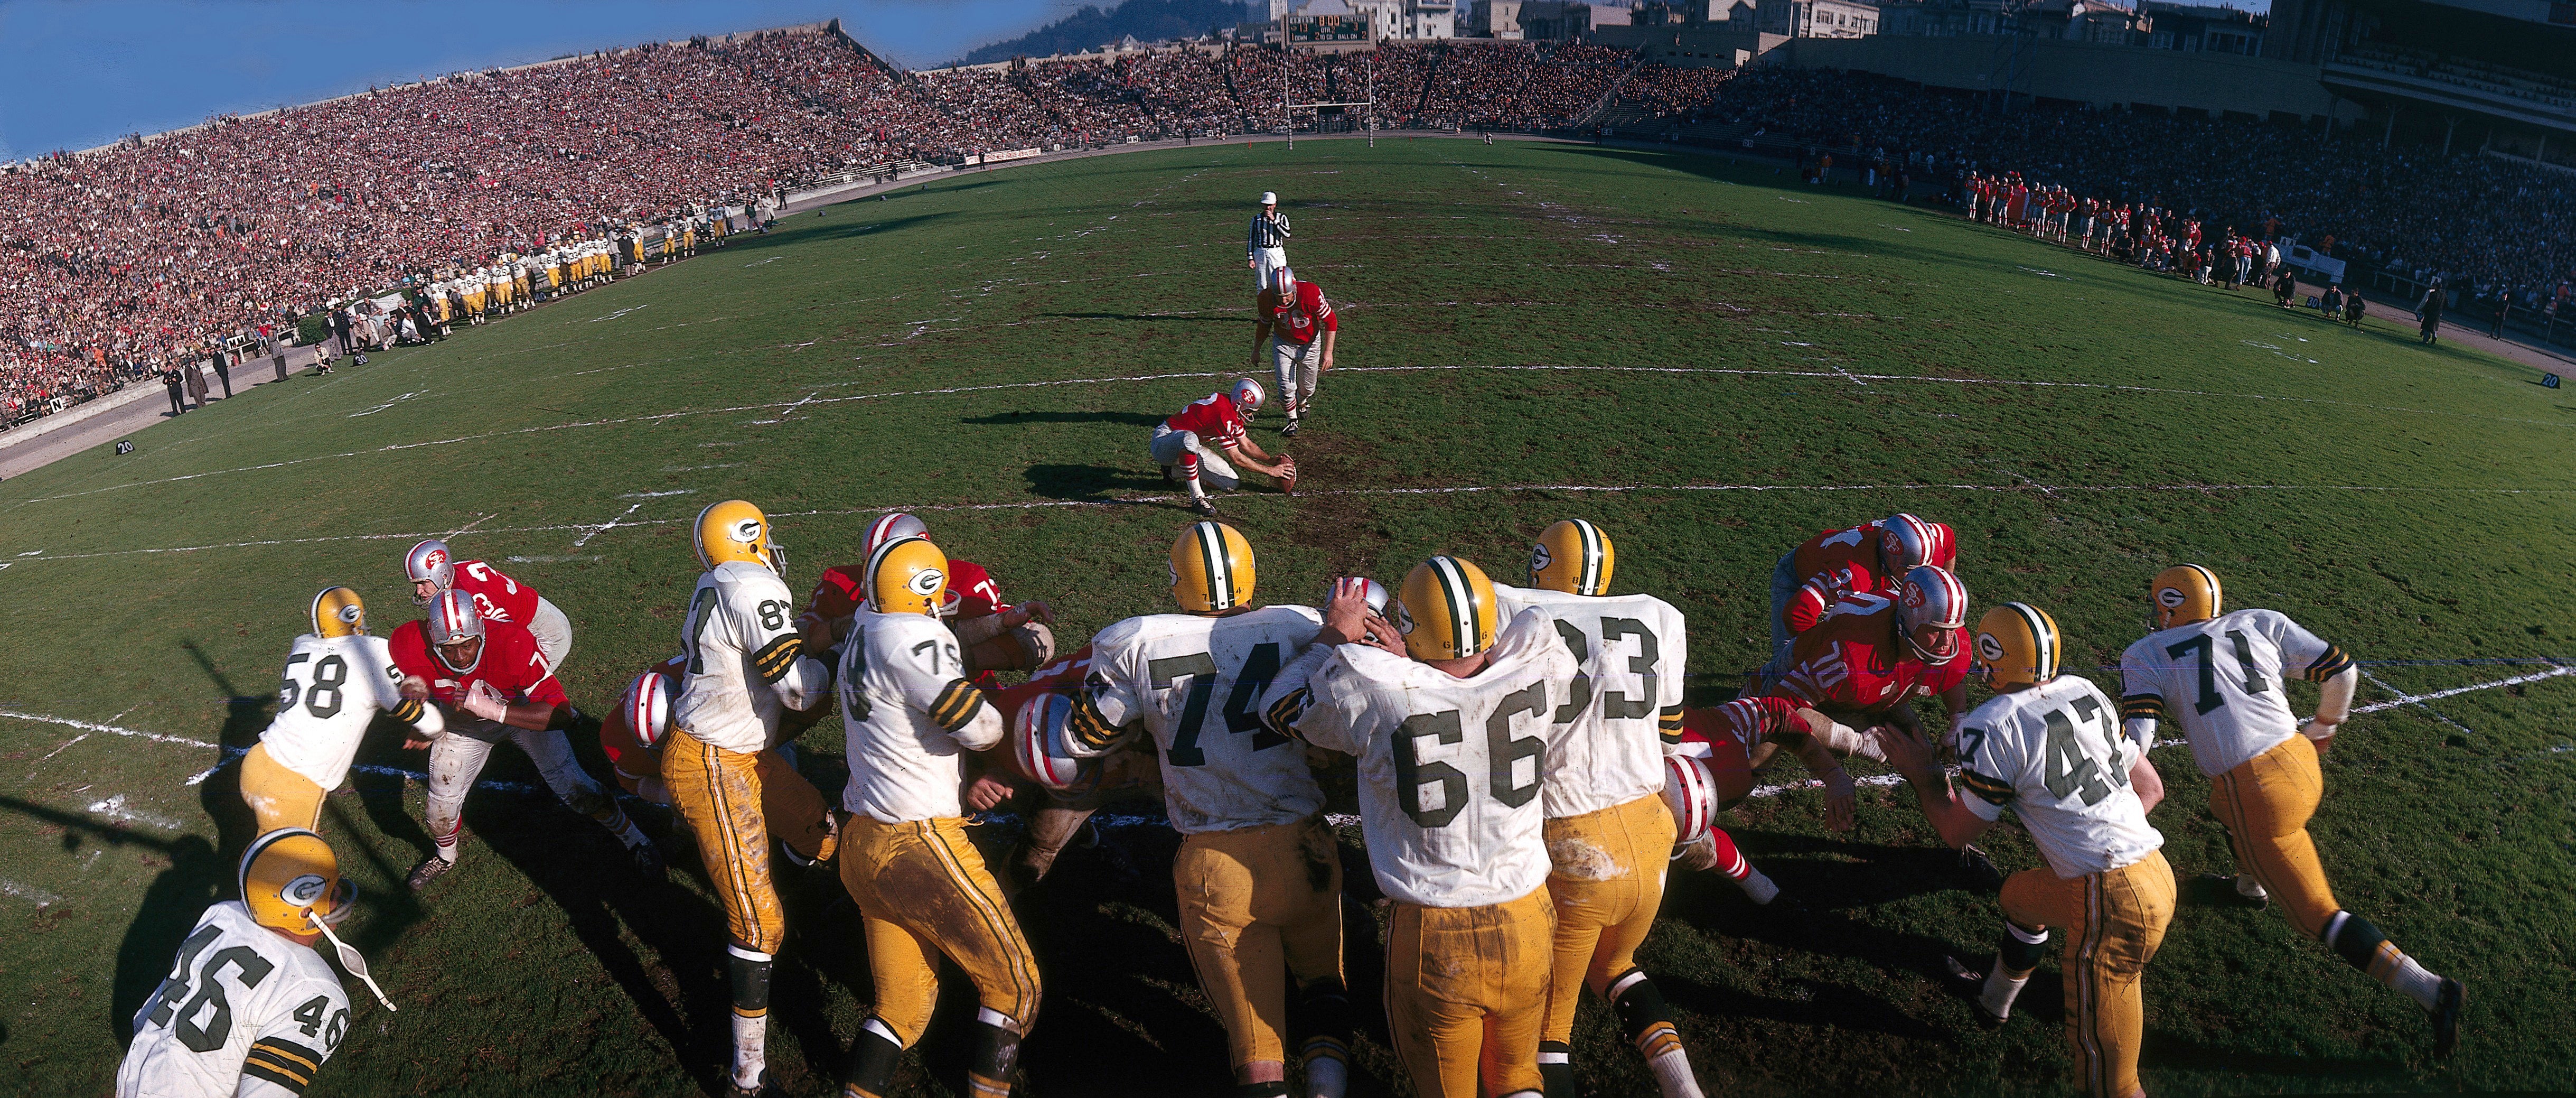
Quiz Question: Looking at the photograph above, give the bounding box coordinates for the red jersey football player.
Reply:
[1668,695,1857,905]
[1150,379,1295,517]
[600,659,838,869]
[404,538,575,671]
[390,590,654,888]
[967,644,1161,891]
[1767,514,1955,667]
[1251,267,1338,434]
[798,512,1058,689]
[1760,565,1973,768]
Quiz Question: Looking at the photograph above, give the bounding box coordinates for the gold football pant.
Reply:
[664,729,802,954]
[239,743,326,834]
[1174,815,1345,1069]
[2000,851,2177,1098]
[2210,735,2337,939]
[837,814,1042,1047]
[1540,793,1677,1046]
[1385,886,1555,1098]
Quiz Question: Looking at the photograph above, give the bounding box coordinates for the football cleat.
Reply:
[1012,691,1091,790]
[694,500,787,579]
[405,854,454,891]
[863,512,930,554]
[1529,518,1614,596]
[1233,377,1266,415]
[1190,497,1220,517]
[1280,418,1299,438]
[1943,955,2010,1029]
[627,838,668,881]
[2149,563,2223,629]
[2432,977,2464,1059]
[1879,514,1936,574]
[1897,565,1969,665]
[404,538,456,604]
[2196,872,2269,909]
[1393,555,1498,662]
[310,585,369,638]
[863,536,949,617]
[1170,522,1256,612]
[425,589,487,673]
[623,670,676,750]
[1971,602,2060,691]
[242,829,352,933]
[1661,754,1717,846]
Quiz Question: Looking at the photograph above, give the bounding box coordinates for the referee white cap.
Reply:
[1259,191,1277,206]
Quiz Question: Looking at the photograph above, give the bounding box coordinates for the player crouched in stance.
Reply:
[835,535,1039,1098]
[598,660,839,869]
[1669,695,1861,905]
[1154,378,1296,517]
[1878,604,2176,1098]
[1490,520,1708,1098]
[120,830,396,1097]
[391,590,656,889]
[1263,556,1578,1098]
[666,501,839,1097]
[240,588,445,834]
[2119,566,2462,1056]
[1039,522,1355,1098]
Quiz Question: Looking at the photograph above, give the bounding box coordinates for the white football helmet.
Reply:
[1233,377,1266,415]
[425,589,486,673]
[1662,755,1717,846]
[405,538,456,604]
[1013,692,1090,792]
[865,512,931,554]
[623,669,676,750]
[1897,564,1969,664]
[1325,576,1390,616]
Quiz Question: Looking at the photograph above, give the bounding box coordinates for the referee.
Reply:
[1247,192,1291,292]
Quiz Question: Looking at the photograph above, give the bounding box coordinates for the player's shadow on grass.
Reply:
[1022,463,1175,501]
[0,795,217,1043]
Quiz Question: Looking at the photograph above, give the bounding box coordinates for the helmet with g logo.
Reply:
[865,535,949,617]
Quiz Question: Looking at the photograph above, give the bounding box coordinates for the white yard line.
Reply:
[0,709,220,748]
[570,503,644,548]
[0,878,64,907]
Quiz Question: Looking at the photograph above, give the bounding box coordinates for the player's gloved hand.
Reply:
[461,679,512,723]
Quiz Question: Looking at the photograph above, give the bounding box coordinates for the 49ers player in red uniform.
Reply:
[1251,268,1338,434]
[1149,379,1294,517]
[1762,565,1973,767]
[1766,514,1957,673]
[598,659,839,869]
[1667,695,1855,908]
[961,644,1164,891]
[404,538,576,671]
[390,590,654,888]
[799,513,1057,690]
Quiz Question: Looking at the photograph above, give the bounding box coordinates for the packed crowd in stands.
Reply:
[14,27,2571,428]
[1701,67,2576,321]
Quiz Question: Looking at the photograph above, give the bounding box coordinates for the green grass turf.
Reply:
[2,137,2572,1096]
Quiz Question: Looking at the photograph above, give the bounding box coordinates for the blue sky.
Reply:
[0,0,1082,160]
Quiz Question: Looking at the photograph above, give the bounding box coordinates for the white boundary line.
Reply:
[0,709,220,748]
[24,359,2574,506]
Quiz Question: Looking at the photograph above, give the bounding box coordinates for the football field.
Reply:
[3,137,2571,1095]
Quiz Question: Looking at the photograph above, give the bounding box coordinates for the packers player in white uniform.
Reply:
[833,535,1039,1098]
[1056,522,1353,1098]
[120,830,383,1097]
[240,587,444,834]
[1877,604,2174,1098]
[667,500,838,1098]
[1264,556,1579,1098]
[1492,520,1706,1098]
[2119,565,2461,1056]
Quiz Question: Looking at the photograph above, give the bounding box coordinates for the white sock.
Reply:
[1736,866,1780,905]
[1648,1047,1707,1098]
[2387,953,2444,1011]
[2235,873,2269,900]
[1304,1053,1347,1098]
[730,1011,767,1088]
[1981,957,2032,1019]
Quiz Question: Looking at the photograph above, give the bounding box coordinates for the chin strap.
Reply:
[308,913,397,1011]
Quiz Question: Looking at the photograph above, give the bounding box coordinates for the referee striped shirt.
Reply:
[1247,210,1292,252]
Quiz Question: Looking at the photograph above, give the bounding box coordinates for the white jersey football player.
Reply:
[666,500,836,1098]
[1264,556,1578,1098]
[1055,522,1351,1097]
[1492,519,1705,1098]
[1877,603,2174,1098]
[120,829,394,1098]
[834,535,1039,1098]
[241,587,444,834]
[2120,564,2459,1057]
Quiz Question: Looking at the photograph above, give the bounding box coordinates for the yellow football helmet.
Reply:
[1170,522,1256,613]
[309,586,368,638]
[1529,518,1614,596]
[2150,564,2222,629]
[694,499,786,578]
[865,535,949,616]
[240,827,352,934]
[1393,555,1498,662]
[1972,602,2062,691]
